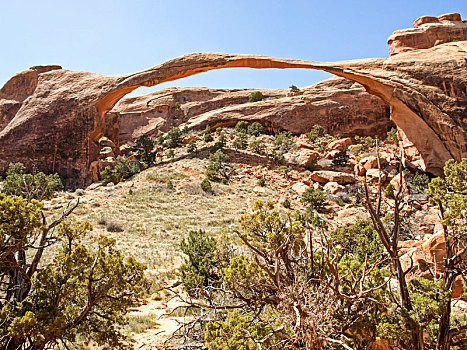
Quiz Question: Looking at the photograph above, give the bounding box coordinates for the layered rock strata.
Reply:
[112,77,391,144]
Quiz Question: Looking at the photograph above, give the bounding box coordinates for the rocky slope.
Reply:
[0,13,465,187]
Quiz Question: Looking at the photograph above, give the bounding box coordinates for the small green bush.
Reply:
[106,221,123,232]
[412,174,430,193]
[249,139,265,154]
[101,157,141,185]
[387,127,399,145]
[355,135,375,149]
[180,230,218,295]
[201,178,212,193]
[274,131,294,153]
[235,121,248,132]
[182,126,189,134]
[282,198,291,209]
[248,91,264,103]
[302,188,326,211]
[1,162,63,201]
[166,127,181,148]
[289,85,300,93]
[213,132,226,151]
[187,140,197,153]
[332,150,349,166]
[258,178,266,187]
[306,125,325,142]
[167,180,174,189]
[247,122,263,136]
[233,131,248,150]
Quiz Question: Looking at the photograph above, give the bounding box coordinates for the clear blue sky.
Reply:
[1,0,465,95]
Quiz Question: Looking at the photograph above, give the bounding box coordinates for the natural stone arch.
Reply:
[1,46,466,186]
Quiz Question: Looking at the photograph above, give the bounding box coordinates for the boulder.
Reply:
[354,163,366,176]
[336,207,369,226]
[365,169,387,182]
[310,170,355,185]
[296,149,320,167]
[323,181,345,194]
[327,137,352,151]
[291,182,309,195]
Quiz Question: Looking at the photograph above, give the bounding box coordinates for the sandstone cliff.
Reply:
[0,13,465,186]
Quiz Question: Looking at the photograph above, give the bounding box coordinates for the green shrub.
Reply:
[248,91,263,102]
[330,219,382,262]
[289,85,300,93]
[387,127,399,145]
[306,124,325,142]
[274,131,294,153]
[206,150,231,181]
[200,178,212,193]
[100,157,140,185]
[247,122,263,136]
[213,132,226,151]
[235,121,248,132]
[355,135,375,149]
[1,162,63,201]
[302,188,326,211]
[257,178,266,187]
[233,131,248,150]
[282,198,291,209]
[156,135,164,145]
[180,230,218,295]
[187,140,197,153]
[167,180,174,189]
[166,149,175,160]
[249,139,265,154]
[166,127,181,148]
[106,221,124,232]
[332,150,349,166]
[131,135,157,167]
[182,126,189,134]
[412,174,430,193]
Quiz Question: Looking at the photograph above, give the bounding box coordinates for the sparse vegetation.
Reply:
[249,138,265,154]
[247,122,263,136]
[131,135,157,167]
[274,131,294,153]
[302,187,326,210]
[200,178,212,193]
[289,84,300,93]
[331,150,349,166]
[1,162,63,200]
[387,127,399,145]
[248,91,263,102]
[306,124,325,142]
[166,127,182,148]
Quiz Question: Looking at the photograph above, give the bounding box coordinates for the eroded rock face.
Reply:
[1,13,466,186]
[113,77,391,144]
[388,13,467,56]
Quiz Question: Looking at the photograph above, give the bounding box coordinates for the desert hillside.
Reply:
[1,11,466,350]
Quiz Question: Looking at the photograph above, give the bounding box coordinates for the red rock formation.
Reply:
[112,77,391,144]
[388,13,467,56]
[0,13,466,186]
